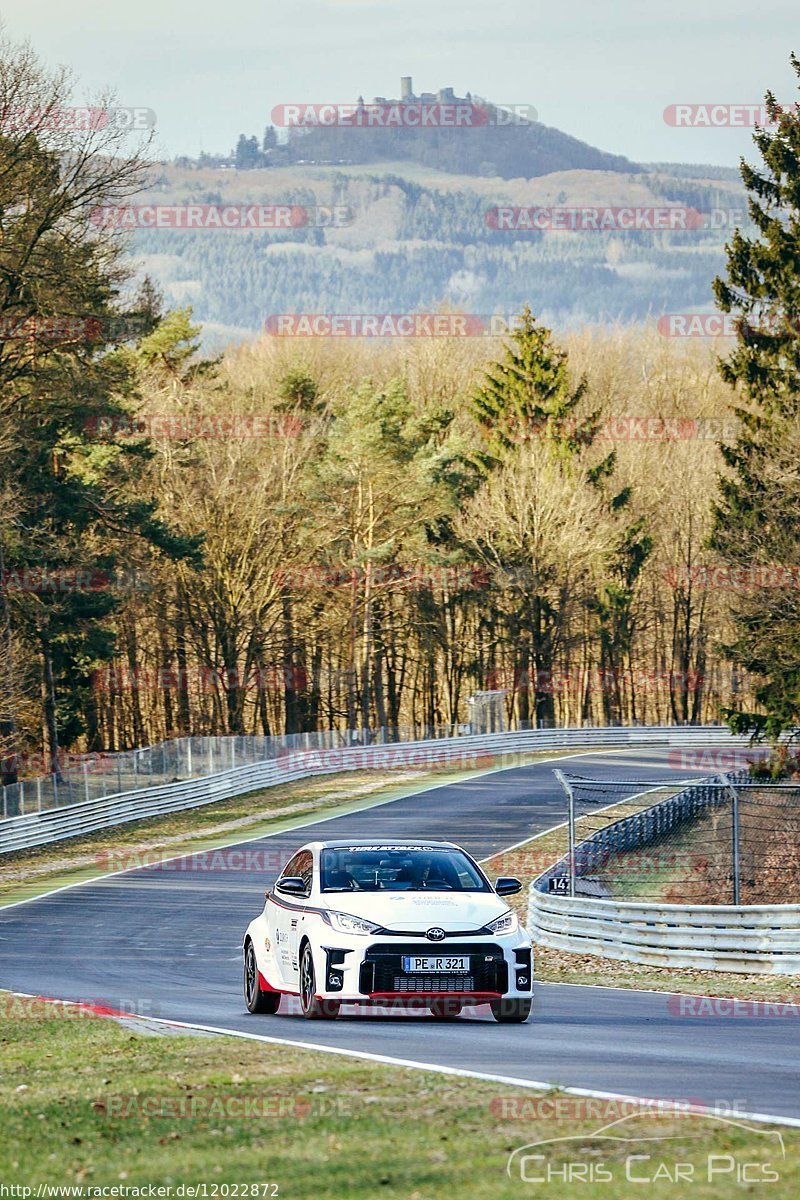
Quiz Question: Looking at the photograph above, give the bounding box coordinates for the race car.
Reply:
[242,838,533,1022]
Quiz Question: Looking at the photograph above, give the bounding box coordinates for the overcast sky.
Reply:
[2,1,798,166]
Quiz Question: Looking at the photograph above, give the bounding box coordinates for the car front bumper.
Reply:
[314,935,534,1005]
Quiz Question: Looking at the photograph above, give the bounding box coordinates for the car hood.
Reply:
[318,891,510,932]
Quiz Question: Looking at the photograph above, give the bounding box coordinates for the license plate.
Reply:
[402,955,470,973]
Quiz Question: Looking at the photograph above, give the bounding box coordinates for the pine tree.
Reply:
[711,56,800,740]
[468,309,645,725]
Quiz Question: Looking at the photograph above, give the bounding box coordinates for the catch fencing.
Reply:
[529,770,800,972]
[0,723,744,855]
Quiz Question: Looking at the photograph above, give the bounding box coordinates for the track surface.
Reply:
[2,747,798,1119]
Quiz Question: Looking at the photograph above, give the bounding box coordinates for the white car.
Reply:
[242,839,533,1022]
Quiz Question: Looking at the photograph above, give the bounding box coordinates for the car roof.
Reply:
[309,839,461,851]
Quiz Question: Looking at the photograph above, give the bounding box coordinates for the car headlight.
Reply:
[485,910,519,935]
[323,910,381,936]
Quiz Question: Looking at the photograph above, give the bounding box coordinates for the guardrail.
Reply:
[1,726,476,819]
[528,890,800,973]
[528,771,800,973]
[0,724,744,855]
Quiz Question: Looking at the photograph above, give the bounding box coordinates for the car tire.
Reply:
[490,997,532,1024]
[299,943,340,1020]
[244,940,281,1014]
[429,999,463,1019]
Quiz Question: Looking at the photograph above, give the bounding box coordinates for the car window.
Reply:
[294,850,313,894]
[279,851,304,881]
[320,847,490,892]
[278,849,313,894]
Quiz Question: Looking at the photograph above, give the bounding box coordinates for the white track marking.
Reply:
[5,989,800,1130]
[4,748,794,1126]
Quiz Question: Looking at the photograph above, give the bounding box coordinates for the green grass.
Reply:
[1,997,797,1197]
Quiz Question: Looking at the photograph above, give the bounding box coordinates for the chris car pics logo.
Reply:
[506,1113,784,1185]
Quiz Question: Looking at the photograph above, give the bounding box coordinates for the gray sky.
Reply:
[2,0,798,166]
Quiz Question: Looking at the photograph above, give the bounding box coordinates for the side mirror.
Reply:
[276,876,307,896]
[495,877,522,896]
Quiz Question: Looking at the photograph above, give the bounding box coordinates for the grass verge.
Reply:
[1,996,797,1197]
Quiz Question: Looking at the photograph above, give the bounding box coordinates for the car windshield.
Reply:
[320,846,490,892]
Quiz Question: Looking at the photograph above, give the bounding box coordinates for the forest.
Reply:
[1,34,799,783]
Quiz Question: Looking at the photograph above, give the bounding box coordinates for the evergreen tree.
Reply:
[471,307,599,465]
[711,55,800,740]
[469,308,647,725]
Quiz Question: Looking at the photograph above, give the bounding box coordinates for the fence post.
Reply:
[554,769,576,897]
[83,762,90,804]
[720,773,741,905]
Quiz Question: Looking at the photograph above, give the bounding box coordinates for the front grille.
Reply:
[392,975,475,993]
[359,942,507,995]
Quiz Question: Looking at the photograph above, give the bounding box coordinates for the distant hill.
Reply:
[278,118,637,181]
[222,78,639,182]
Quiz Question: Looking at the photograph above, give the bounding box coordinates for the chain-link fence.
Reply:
[544,772,800,905]
[0,718,737,824]
[0,727,415,820]
[0,718,511,820]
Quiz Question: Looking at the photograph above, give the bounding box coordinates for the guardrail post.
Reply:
[554,768,576,897]
[720,773,741,905]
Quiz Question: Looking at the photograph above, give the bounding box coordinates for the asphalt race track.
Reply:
[2,746,799,1122]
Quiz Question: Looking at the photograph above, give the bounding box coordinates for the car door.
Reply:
[285,849,314,983]
[271,849,313,988]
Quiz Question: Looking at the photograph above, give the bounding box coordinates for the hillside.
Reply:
[131,159,748,348]
[226,77,638,181]
[277,116,637,180]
